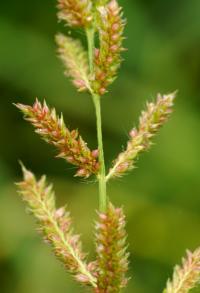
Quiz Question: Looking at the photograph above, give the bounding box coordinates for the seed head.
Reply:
[95,202,129,292]
[92,0,126,95]
[106,92,176,180]
[164,248,200,293]
[57,0,93,28]
[17,164,97,287]
[15,100,99,178]
[56,34,91,92]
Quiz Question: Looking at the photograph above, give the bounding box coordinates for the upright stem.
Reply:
[86,27,107,212]
[93,94,107,212]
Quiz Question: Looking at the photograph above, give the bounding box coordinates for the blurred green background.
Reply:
[0,0,200,292]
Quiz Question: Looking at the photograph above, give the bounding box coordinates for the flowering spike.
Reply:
[56,34,91,92]
[106,92,176,181]
[15,100,99,178]
[92,0,126,95]
[57,0,93,28]
[163,247,200,293]
[95,202,129,292]
[17,164,97,288]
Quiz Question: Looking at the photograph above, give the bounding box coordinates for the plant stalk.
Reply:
[92,94,107,212]
[86,27,107,212]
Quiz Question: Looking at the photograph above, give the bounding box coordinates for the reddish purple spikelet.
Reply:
[15,100,99,178]
[92,0,126,95]
[95,202,129,292]
[57,0,93,28]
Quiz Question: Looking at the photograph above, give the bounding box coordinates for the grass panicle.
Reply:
[14,1,197,293]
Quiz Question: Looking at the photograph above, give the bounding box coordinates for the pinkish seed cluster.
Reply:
[15,99,99,178]
[92,0,126,95]
[95,203,129,292]
[57,0,93,28]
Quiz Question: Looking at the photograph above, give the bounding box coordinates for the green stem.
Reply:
[92,94,107,212]
[86,27,107,212]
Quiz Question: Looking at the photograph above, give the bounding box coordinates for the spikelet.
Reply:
[164,248,200,293]
[106,92,176,181]
[92,0,126,95]
[95,202,129,292]
[57,0,93,28]
[56,34,91,92]
[17,164,97,287]
[15,100,99,178]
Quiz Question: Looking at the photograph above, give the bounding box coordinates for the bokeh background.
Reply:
[0,0,200,292]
